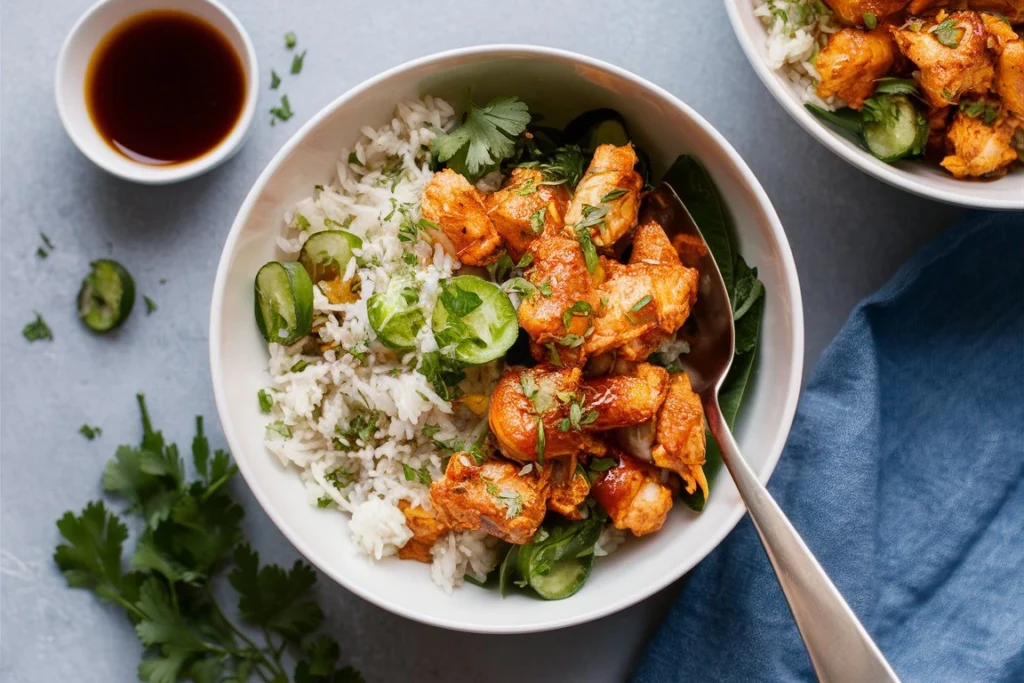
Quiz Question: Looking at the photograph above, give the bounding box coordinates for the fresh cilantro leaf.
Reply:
[519,145,585,188]
[514,177,538,196]
[440,282,483,317]
[230,544,324,641]
[422,424,441,438]
[22,312,53,341]
[433,95,531,181]
[290,360,310,373]
[588,457,617,472]
[503,277,536,297]
[402,463,432,486]
[535,418,546,463]
[561,301,594,331]
[266,420,291,438]
[291,50,307,74]
[54,501,130,605]
[600,188,628,202]
[285,31,297,49]
[270,69,281,90]
[530,207,546,234]
[931,18,962,48]
[573,224,599,273]
[144,296,157,314]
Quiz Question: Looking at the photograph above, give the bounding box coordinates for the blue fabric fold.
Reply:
[632,213,1024,683]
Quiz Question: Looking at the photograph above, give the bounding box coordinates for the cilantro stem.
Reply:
[204,585,289,681]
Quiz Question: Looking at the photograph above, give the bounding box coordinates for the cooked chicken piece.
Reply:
[982,13,1024,118]
[396,500,449,563]
[891,12,995,107]
[564,144,644,248]
[429,454,549,544]
[582,363,669,431]
[485,168,570,262]
[926,106,954,154]
[547,456,590,519]
[822,0,909,26]
[651,373,708,497]
[488,365,605,462]
[591,451,673,536]
[517,229,600,367]
[420,168,503,266]
[816,28,900,109]
[671,233,710,269]
[941,108,1021,176]
[586,224,698,361]
[907,0,940,11]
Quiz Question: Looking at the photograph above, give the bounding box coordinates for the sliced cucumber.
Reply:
[528,554,595,600]
[366,278,425,351]
[298,230,362,282]
[77,260,135,333]
[863,95,927,162]
[431,275,518,365]
[563,108,630,151]
[254,261,313,345]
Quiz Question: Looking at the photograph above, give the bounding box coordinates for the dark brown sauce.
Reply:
[86,11,245,166]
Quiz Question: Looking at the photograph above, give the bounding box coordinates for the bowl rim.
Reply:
[209,43,806,633]
[723,0,1024,211]
[54,0,259,185]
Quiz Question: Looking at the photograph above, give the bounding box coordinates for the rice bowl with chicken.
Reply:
[753,0,1024,179]
[251,93,767,598]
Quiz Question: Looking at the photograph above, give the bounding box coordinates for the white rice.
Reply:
[260,96,624,594]
[752,0,844,108]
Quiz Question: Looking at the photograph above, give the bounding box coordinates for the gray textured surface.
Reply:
[0,1,962,681]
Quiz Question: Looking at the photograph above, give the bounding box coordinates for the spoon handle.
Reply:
[704,397,900,683]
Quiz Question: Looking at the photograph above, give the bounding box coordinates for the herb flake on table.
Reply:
[53,395,363,683]
[270,95,294,125]
[79,424,102,440]
[285,31,297,49]
[37,232,55,258]
[23,312,53,342]
[291,50,306,75]
[144,296,157,314]
[270,69,281,90]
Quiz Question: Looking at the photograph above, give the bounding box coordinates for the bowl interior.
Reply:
[210,47,804,632]
[724,1,1024,210]
[55,0,258,184]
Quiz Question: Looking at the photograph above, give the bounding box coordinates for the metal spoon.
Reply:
[630,184,900,683]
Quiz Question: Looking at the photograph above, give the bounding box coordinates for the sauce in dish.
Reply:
[85,11,245,166]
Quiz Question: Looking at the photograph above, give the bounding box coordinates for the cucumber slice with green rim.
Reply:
[563,109,630,151]
[498,544,521,597]
[254,261,313,345]
[77,259,135,333]
[528,553,595,600]
[366,278,425,351]
[298,230,362,282]
[863,96,927,162]
[431,275,518,365]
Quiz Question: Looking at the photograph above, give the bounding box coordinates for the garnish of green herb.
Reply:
[530,207,546,235]
[562,301,594,331]
[535,418,546,463]
[503,277,537,298]
[79,424,102,440]
[483,478,523,519]
[53,396,362,683]
[515,178,538,196]
[258,388,274,413]
[270,95,294,126]
[291,50,306,75]
[266,420,291,438]
[432,94,531,182]
[289,360,310,373]
[863,12,877,29]
[931,18,962,48]
[23,312,53,342]
[625,294,653,324]
[37,232,55,258]
[600,188,628,203]
[270,69,281,90]
[285,31,297,49]
[402,463,432,486]
[573,224,599,274]
[960,99,1000,126]
[143,296,157,315]
[556,399,598,433]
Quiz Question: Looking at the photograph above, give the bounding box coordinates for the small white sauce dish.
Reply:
[55,0,258,184]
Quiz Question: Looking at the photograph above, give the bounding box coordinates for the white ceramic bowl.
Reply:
[209,45,805,633]
[725,1,1024,210]
[55,0,258,184]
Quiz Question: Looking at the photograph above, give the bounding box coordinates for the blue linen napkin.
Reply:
[632,213,1024,683]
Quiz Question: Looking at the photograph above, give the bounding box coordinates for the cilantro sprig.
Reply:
[433,94,531,182]
[54,395,362,683]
